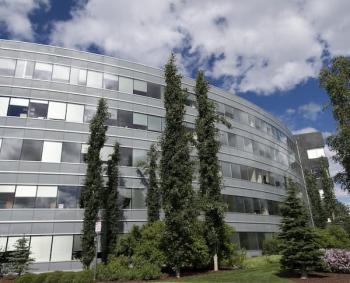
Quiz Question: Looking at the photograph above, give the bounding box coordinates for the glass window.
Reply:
[224,195,234,212]
[247,167,256,182]
[147,82,161,99]
[256,169,263,183]
[0,138,23,160]
[260,199,269,215]
[84,105,96,123]
[117,109,133,127]
[15,60,27,78]
[0,58,16,76]
[30,236,52,262]
[7,237,29,251]
[133,80,147,96]
[52,65,70,82]
[0,237,7,251]
[307,148,326,159]
[148,116,161,132]
[132,188,146,209]
[61,142,81,163]
[41,141,62,163]
[66,104,84,123]
[244,138,253,153]
[20,139,43,161]
[227,133,236,148]
[119,188,132,209]
[239,232,258,250]
[103,73,118,90]
[220,132,228,146]
[221,162,231,178]
[80,144,88,163]
[133,113,147,129]
[253,198,261,214]
[33,62,52,80]
[7,98,29,117]
[106,108,117,126]
[57,186,80,209]
[35,186,57,208]
[0,185,15,208]
[119,77,133,93]
[25,61,34,78]
[225,105,234,119]
[133,149,147,166]
[120,147,132,166]
[28,99,48,119]
[70,68,87,85]
[234,196,245,213]
[236,136,244,151]
[72,235,82,259]
[100,146,114,162]
[13,186,37,208]
[51,235,73,262]
[86,70,103,88]
[0,97,9,116]
[47,101,66,120]
[243,197,254,213]
[239,111,249,124]
[231,164,241,179]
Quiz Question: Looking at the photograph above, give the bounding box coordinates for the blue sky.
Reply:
[0,0,349,204]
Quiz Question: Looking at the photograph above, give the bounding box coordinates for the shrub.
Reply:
[315,225,350,249]
[14,274,37,283]
[262,236,281,255]
[323,249,350,273]
[14,270,93,283]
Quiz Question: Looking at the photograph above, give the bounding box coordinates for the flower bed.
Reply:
[324,249,350,273]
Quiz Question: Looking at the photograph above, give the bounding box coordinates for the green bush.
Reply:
[262,235,281,255]
[135,260,161,280]
[14,274,37,283]
[14,270,93,283]
[315,225,350,249]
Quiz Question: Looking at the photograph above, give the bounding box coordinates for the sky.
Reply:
[0,0,349,204]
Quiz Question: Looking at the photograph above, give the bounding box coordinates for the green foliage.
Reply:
[333,202,350,236]
[278,179,323,276]
[262,236,281,256]
[314,225,350,249]
[217,224,239,268]
[305,171,327,228]
[160,54,197,276]
[14,270,93,283]
[320,57,350,193]
[81,98,109,268]
[101,142,121,263]
[7,237,33,276]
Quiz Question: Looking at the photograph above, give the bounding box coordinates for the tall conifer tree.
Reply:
[81,98,109,268]
[160,54,196,277]
[101,142,121,262]
[319,160,337,222]
[194,71,225,271]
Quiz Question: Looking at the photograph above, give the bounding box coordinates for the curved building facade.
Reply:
[0,40,305,271]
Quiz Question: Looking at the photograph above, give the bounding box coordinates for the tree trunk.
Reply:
[300,270,308,280]
[213,254,218,271]
[176,269,180,278]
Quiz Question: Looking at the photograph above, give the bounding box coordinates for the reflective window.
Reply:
[7,237,29,251]
[13,186,37,208]
[0,237,7,251]
[132,188,146,209]
[84,105,96,123]
[148,116,161,132]
[7,98,29,117]
[117,109,133,127]
[70,68,87,85]
[133,113,147,129]
[119,188,131,209]
[0,138,23,160]
[15,60,27,78]
[86,70,103,88]
[103,73,118,90]
[28,99,48,119]
[35,186,57,208]
[52,65,70,82]
[51,235,73,262]
[239,232,258,250]
[307,148,326,159]
[221,162,231,178]
[66,104,84,123]
[231,164,241,179]
[244,138,253,153]
[119,77,133,93]
[0,185,15,208]
[30,236,52,262]
[0,58,16,76]
[72,235,82,259]
[57,186,80,209]
[133,149,147,166]
[100,146,114,162]
[133,80,147,96]
[41,141,62,163]
[33,62,52,80]
[253,198,261,214]
[47,101,66,120]
[227,133,236,148]
[25,61,34,78]
[106,108,117,126]
[234,196,245,213]
[147,82,161,99]
[244,198,254,213]
[21,140,43,161]
[0,97,9,116]
[220,132,228,146]
[61,142,81,163]
[120,147,132,166]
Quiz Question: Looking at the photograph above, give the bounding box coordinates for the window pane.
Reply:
[7,98,29,117]
[133,113,147,129]
[0,185,15,208]
[103,73,118,90]
[72,235,82,259]
[106,108,117,126]
[133,149,147,166]
[0,58,16,76]
[42,141,62,163]
[147,82,161,99]
[52,65,70,82]
[244,138,253,153]
[30,236,52,262]
[119,77,133,93]
[132,188,146,209]
[0,138,23,160]
[231,164,241,179]
[253,198,261,214]
[84,105,96,123]
[120,147,132,166]
[240,165,249,181]
[25,61,34,78]
[227,133,236,147]
[234,196,245,213]
[57,186,79,208]
[220,132,228,146]
[0,237,7,251]
[33,62,52,80]
[148,116,161,132]
[244,197,254,213]
[100,146,114,162]
[239,232,258,250]
[48,102,66,120]
[0,97,9,116]
[61,142,81,163]
[15,60,27,78]
[70,68,87,85]
[28,100,48,119]
[117,109,133,127]
[221,162,231,178]
[86,70,103,88]
[133,80,147,96]
[15,186,37,197]
[51,235,73,262]
[21,139,43,161]
[7,237,29,251]
[119,188,131,209]
[66,104,84,123]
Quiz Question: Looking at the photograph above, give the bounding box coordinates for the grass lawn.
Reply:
[160,256,292,283]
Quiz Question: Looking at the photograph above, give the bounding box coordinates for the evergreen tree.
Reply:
[279,179,323,279]
[320,57,350,193]
[101,142,121,263]
[319,160,337,222]
[160,54,197,277]
[81,98,109,268]
[7,237,33,276]
[304,171,327,228]
[146,144,161,222]
[194,71,225,271]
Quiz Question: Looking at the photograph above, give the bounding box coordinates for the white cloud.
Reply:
[0,0,49,40]
[297,102,323,121]
[292,127,318,135]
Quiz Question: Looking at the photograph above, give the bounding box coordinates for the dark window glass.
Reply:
[231,164,241,179]
[117,110,133,128]
[0,192,14,208]
[84,106,96,123]
[0,139,23,160]
[223,195,234,212]
[234,196,245,213]
[120,147,132,166]
[57,186,79,208]
[221,162,231,178]
[106,109,117,126]
[7,104,28,117]
[147,83,161,99]
[225,105,234,119]
[35,197,56,208]
[243,197,254,213]
[260,199,269,215]
[253,198,261,214]
[72,235,82,260]
[28,101,48,119]
[61,142,81,163]
[148,116,162,132]
[257,233,266,250]
[240,165,249,181]
[13,198,35,208]
[228,133,236,147]
[20,140,43,161]
[239,232,258,250]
